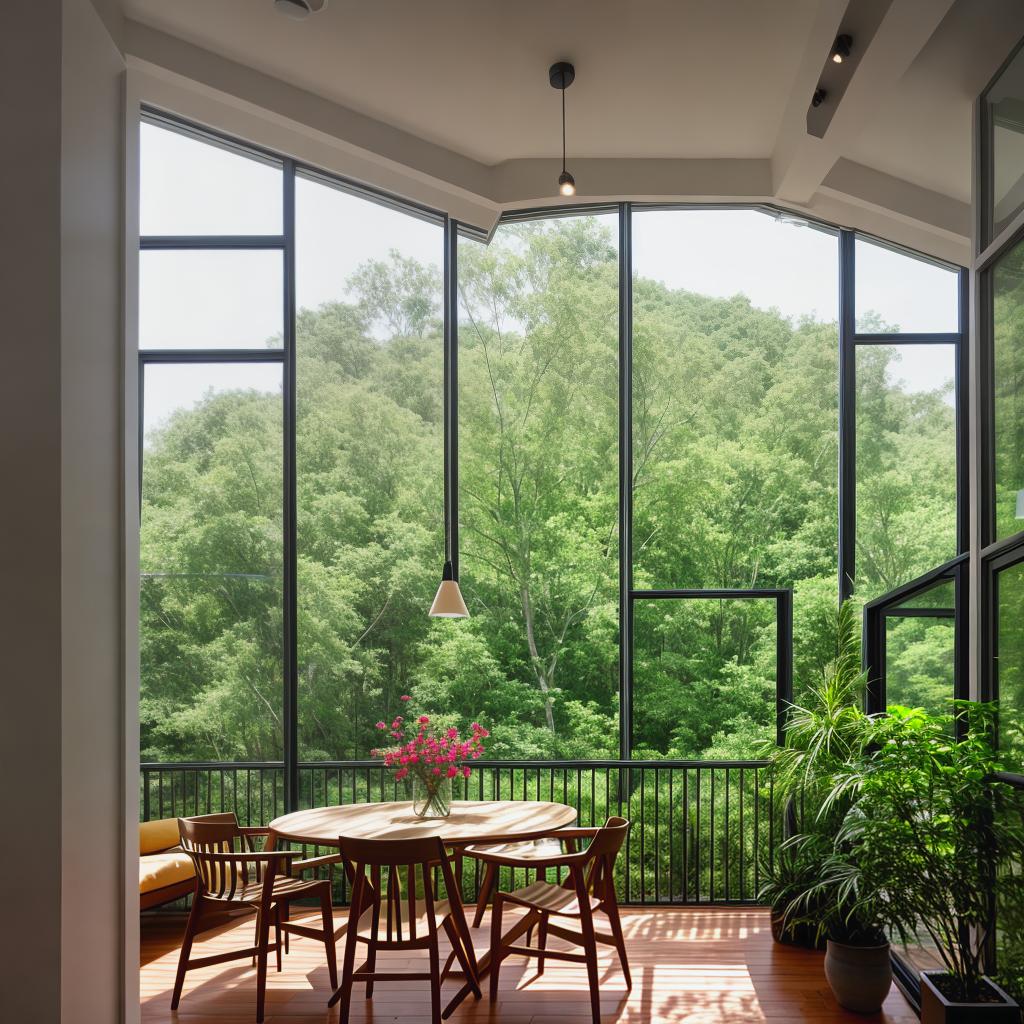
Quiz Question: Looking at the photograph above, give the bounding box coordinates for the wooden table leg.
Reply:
[441,908,534,1019]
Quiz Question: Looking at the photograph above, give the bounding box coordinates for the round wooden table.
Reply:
[268,799,577,847]
[268,799,577,1018]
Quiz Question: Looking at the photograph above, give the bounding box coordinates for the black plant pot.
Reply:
[919,971,1020,1024]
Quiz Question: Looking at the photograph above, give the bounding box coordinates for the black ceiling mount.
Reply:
[549,61,575,91]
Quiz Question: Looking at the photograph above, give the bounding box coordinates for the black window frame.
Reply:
[862,553,968,724]
[137,109,968,807]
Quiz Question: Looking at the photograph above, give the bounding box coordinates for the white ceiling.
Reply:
[115,0,1024,260]
[845,0,1024,203]
[123,0,819,164]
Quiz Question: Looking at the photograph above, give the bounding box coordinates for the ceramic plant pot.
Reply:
[823,940,892,1014]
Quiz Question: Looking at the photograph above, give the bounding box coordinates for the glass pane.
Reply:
[855,237,958,334]
[987,45,1024,243]
[140,250,283,350]
[993,239,1024,541]
[459,215,619,759]
[890,577,955,612]
[997,559,1024,773]
[295,175,444,761]
[140,362,283,761]
[856,344,956,601]
[140,120,282,236]
[631,209,839,594]
[884,616,954,717]
[632,598,778,759]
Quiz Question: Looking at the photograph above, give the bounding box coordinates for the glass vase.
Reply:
[412,775,452,819]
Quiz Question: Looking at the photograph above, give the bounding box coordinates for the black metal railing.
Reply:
[140,759,777,906]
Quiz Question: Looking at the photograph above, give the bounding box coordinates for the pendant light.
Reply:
[549,61,576,197]
[429,217,469,618]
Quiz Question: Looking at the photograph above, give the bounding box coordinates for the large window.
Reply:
[458,215,620,758]
[294,173,444,761]
[630,209,837,754]
[854,343,957,600]
[992,238,1024,542]
[978,45,1024,1007]
[138,118,285,762]
[138,115,965,794]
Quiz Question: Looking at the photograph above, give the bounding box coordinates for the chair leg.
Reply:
[473,862,496,928]
[329,906,361,1023]
[428,930,442,1024]
[579,908,602,1024]
[319,886,338,991]
[442,916,481,999]
[536,912,549,976]
[255,900,272,1024]
[274,904,282,973]
[488,892,504,1002]
[170,895,202,1010]
[604,894,632,990]
[364,891,380,999]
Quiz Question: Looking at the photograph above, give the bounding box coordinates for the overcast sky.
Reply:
[140,122,959,436]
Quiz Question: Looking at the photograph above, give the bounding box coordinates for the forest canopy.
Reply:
[140,214,959,764]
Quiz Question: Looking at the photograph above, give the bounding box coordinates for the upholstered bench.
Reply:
[139,818,195,910]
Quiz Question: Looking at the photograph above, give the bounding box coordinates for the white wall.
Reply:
[60,0,126,1020]
[0,3,64,1014]
[0,1,126,1020]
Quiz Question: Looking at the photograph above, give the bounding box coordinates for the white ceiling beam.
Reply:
[772,0,956,207]
[821,157,970,238]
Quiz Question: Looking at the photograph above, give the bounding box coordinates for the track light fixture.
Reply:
[812,88,827,108]
[831,34,852,64]
[550,61,577,197]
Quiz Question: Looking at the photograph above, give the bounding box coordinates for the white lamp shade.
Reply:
[429,578,469,618]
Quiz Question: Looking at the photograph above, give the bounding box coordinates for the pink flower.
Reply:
[432,767,442,776]
[375,721,386,730]
[400,694,411,702]
[418,715,430,725]
[447,765,458,779]
[462,765,471,778]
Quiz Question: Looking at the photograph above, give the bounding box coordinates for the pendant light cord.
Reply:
[561,80,567,174]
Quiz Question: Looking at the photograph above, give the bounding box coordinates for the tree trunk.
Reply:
[521,584,556,733]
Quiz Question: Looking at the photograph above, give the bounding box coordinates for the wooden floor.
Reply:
[141,906,917,1023]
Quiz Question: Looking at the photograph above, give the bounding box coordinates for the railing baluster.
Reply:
[741,765,749,901]
[695,767,701,903]
[140,757,775,908]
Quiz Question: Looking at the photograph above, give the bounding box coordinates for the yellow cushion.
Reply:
[139,850,195,895]
[139,817,182,855]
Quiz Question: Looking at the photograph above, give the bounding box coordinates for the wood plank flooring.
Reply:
[141,906,917,1023]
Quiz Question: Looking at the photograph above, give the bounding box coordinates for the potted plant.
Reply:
[371,695,489,818]
[759,600,870,955]
[816,701,1024,1022]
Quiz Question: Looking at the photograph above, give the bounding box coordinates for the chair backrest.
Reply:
[581,816,630,898]
[178,812,254,899]
[339,834,457,945]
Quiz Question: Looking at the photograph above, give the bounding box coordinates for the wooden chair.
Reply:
[328,834,481,1024]
[466,835,566,927]
[464,816,631,1024]
[172,812,338,1023]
